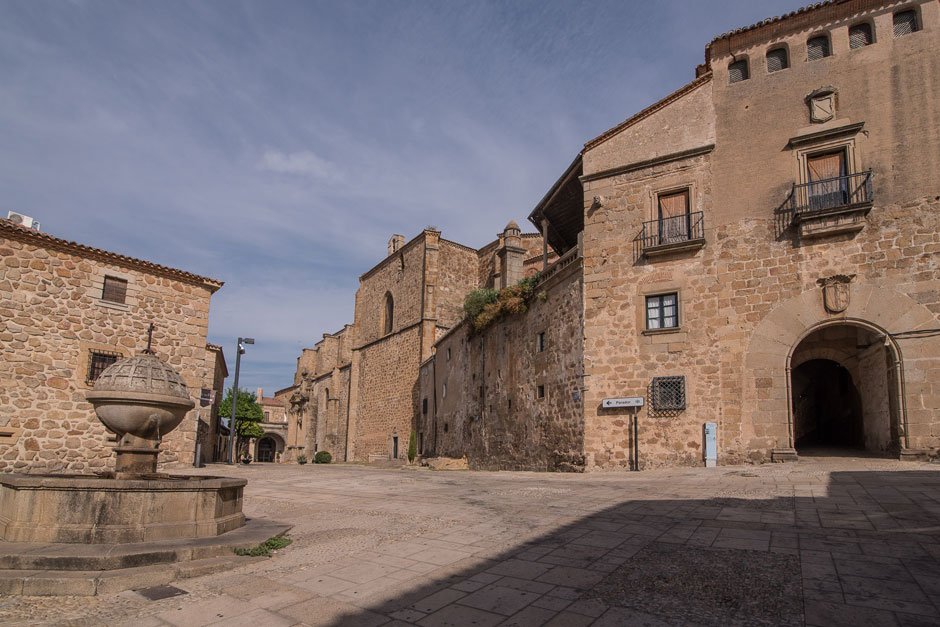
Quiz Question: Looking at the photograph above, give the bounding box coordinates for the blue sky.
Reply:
[1,0,808,395]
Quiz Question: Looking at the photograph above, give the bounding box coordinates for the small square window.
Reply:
[537,331,546,353]
[646,293,679,330]
[766,48,789,72]
[101,276,128,304]
[893,10,919,37]
[87,350,119,382]
[536,384,545,400]
[849,23,873,49]
[807,35,831,61]
[651,376,686,411]
[728,59,749,83]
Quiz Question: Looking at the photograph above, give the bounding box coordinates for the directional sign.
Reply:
[602,397,644,409]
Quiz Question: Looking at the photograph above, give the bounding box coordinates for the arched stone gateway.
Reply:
[744,282,939,462]
[255,433,285,462]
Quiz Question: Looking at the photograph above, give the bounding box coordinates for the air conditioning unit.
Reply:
[6,211,40,231]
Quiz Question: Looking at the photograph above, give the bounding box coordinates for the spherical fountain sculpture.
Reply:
[85,351,196,476]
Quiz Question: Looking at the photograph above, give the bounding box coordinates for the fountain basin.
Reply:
[84,390,194,440]
[0,474,246,544]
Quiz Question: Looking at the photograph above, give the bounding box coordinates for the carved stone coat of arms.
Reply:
[817,275,854,314]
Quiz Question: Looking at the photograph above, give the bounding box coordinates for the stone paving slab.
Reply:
[0,457,938,625]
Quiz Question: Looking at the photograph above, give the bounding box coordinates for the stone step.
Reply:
[0,517,291,571]
[0,554,266,596]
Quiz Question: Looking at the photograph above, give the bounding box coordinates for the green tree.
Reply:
[408,429,417,463]
[219,388,264,456]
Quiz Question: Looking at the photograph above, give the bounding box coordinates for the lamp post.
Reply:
[227,337,254,464]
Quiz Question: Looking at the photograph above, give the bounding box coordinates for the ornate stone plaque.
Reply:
[806,87,837,123]
[817,274,854,313]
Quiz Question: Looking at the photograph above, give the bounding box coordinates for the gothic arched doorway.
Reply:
[256,437,277,462]
[790,323,900,456]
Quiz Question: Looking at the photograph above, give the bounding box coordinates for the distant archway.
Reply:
[255,433,285,462]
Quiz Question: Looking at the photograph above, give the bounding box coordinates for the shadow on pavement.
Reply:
[324,470,940,626]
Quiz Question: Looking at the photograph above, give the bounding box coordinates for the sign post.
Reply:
[602,397,644,471]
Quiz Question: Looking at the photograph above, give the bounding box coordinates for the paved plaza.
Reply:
[2,457,939,626]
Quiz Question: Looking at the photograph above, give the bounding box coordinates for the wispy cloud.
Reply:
[259,149,342,182]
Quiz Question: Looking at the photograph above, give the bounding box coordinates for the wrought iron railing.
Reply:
[639,211,705,251]
[790,170,873,219]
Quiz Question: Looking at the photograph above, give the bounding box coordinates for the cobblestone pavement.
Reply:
[1,456,938,626]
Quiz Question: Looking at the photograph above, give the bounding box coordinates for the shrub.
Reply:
[296,454,307,465]
[234,535,292,557]
[314,450,332,464]
[408,430,417,463]
[464,273,543,333]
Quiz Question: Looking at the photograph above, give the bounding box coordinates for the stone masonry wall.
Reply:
[426,262,584,471]
[0,229,217,473]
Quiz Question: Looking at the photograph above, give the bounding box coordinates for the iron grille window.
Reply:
[849,23,873,49]
[646,293,679,330]
[766,48,789,72]
[807,36,830,61]
[651,376,686,411]
[728,60,749,83]
[893,10,919,37]
[87,351,119,382]
[101,276,128,304]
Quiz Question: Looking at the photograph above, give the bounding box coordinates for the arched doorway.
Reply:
[256,437,277,462]
[790,323,900,456]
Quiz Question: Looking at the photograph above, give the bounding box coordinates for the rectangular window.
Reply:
[264,411,270,421]
[87,350,119,382]
[536,384,545,400]
[657,189,691,245]
[728,59,749,83]
[807,150,848,211]
[442,383,447,399]
[766,48,789,72]
[849,23,873,49]
[101,276,128,304]
[646,293,679,330]
[893,10,919,37]
[537,331,546,353]
[422,398,428,415]
[651,376,686,411]
[446,347,451,361]
[807,36,830,61]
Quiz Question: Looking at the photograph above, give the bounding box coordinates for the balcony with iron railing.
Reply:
[787,170,873,239]
[636,211,705,258]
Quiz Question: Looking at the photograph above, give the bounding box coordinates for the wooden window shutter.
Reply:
[849,23,872,49]
[807,36,830,61]
[766,48,788,72]
[893,10,918,38]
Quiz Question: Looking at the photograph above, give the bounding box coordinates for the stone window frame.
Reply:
[536,331,546,353]
[638,282,685,336]
[645,292,680,332]
[806,33,832,61]
[536,384,546,400]
[892,7,921,38]
[90,269,136,312]
[765,45,790,73]
[793,135,861,188]
[848,20,876,49]
[648,181,701,222]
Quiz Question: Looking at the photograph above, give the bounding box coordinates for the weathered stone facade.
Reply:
[426,0,940,469]
[0,219,224,473]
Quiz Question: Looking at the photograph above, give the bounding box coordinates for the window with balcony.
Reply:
[638,189,705,257]
[789,146,873,238]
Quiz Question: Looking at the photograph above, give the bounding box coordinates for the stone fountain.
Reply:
[0,346,246,543]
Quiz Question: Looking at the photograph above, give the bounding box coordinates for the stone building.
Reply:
[283,230,553,463]
[422,0,940,469]
[202,343,229,463]
[253,387,287,462]
[0,217,226,472]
